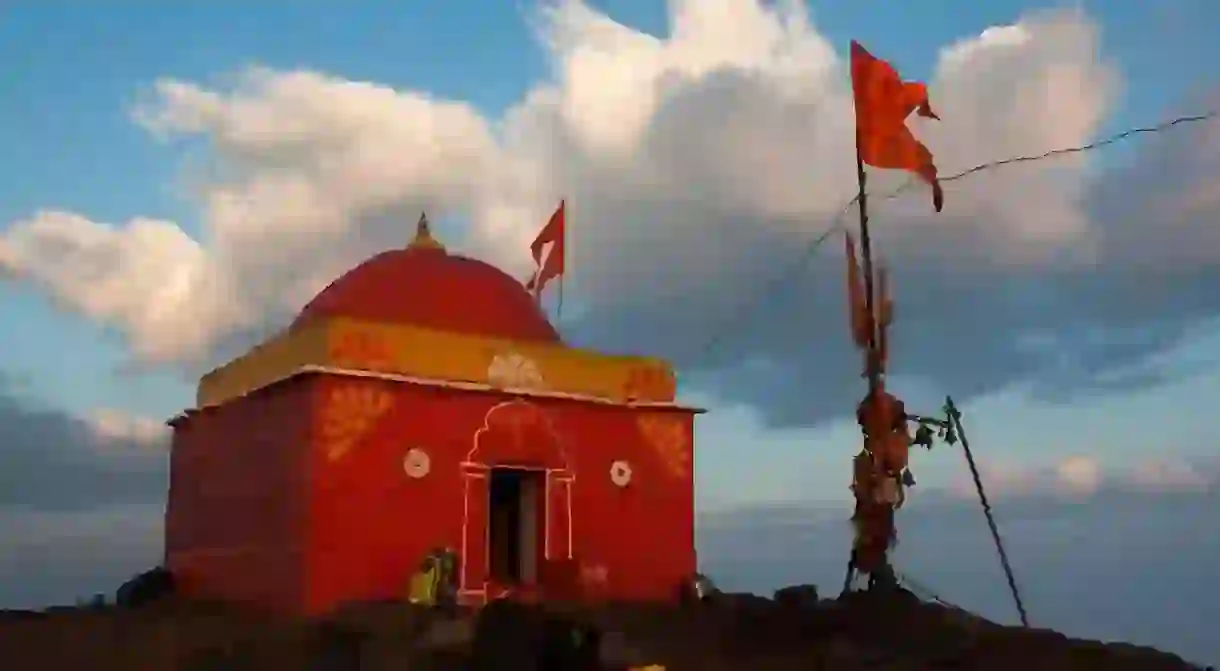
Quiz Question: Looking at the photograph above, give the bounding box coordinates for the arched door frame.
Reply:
[458,399,574,604]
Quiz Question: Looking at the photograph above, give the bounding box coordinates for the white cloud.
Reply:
[944,454,1214,500]
[0,1,1129,367]
[0,211,238,362]
[85,409,169,448]
[1127,458,1212,492]
[922,10,1118,252]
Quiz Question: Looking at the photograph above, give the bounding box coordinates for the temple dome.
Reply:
[292,215,560,344]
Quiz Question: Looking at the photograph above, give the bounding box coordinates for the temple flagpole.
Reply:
[854,138,879,396]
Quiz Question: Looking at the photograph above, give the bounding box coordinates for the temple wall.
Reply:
[303,375,466,613]
[302,373,696,613]
[165,379,313,614]
[566,404,696,601]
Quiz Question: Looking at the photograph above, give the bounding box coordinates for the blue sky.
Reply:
[2,0,1219,507]
[3,5,1220,662]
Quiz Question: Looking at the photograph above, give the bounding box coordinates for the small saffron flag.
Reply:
[525,200,566,298]
[875,263,892,369]
[844,231,872,349]
[850,40,944,212]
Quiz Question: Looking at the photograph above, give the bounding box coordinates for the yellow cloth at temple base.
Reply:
[408,566,437,605]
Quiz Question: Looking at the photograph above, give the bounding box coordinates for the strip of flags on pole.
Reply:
[844,39,945,587]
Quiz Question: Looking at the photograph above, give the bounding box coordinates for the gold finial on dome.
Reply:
[408,212,445,252]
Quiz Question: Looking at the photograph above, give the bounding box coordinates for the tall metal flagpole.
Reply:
[843,130,882,594]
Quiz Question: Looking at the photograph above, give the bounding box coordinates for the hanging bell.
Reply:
[914,424,934,448]
[902,469,916,487]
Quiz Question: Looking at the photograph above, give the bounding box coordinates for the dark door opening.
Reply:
[488,468,544,586]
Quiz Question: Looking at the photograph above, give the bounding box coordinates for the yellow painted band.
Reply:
[196,317,677,409]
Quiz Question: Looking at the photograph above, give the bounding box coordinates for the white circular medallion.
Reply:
[609,460,632,487]
[404,448,431,479]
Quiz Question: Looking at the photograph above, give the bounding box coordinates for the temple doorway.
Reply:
[487,467,545,586]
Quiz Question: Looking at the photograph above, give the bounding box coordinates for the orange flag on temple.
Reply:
[525,200,566,300]
[850,40,944,212]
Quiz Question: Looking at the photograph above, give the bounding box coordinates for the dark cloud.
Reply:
[567,90,1220,427]
[0,376,168,511]
[0,504,163,608]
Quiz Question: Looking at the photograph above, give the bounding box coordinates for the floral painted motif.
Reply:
[486,351,546,390]
[635,414,690,478]
[319,385,394,461]
[328,329,397,371]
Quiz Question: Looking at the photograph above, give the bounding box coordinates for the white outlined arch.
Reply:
[458,398,576,604]
[465,398,571,468]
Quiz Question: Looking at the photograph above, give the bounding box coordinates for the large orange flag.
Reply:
[850,40,944,212]
[525,200,566,298]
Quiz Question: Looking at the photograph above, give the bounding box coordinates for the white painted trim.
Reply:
[459,400,579,594]
[483,476,490,582]
[561,476,574,559]
[544,474,552,560]
[467,399,572,468]
[459,468,486,594]
[460,471,471,592]
[171,363,704,424]
[470,400,577,572]
[461,461,565,474]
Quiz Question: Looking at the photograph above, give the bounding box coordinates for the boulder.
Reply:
[773,584,820,610]
[115,567,175,608]
[469,600,604,670]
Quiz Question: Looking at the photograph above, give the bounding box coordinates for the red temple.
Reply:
[164,218,703,616]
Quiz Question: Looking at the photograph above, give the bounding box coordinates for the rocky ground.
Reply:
[0,587,1208,670]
